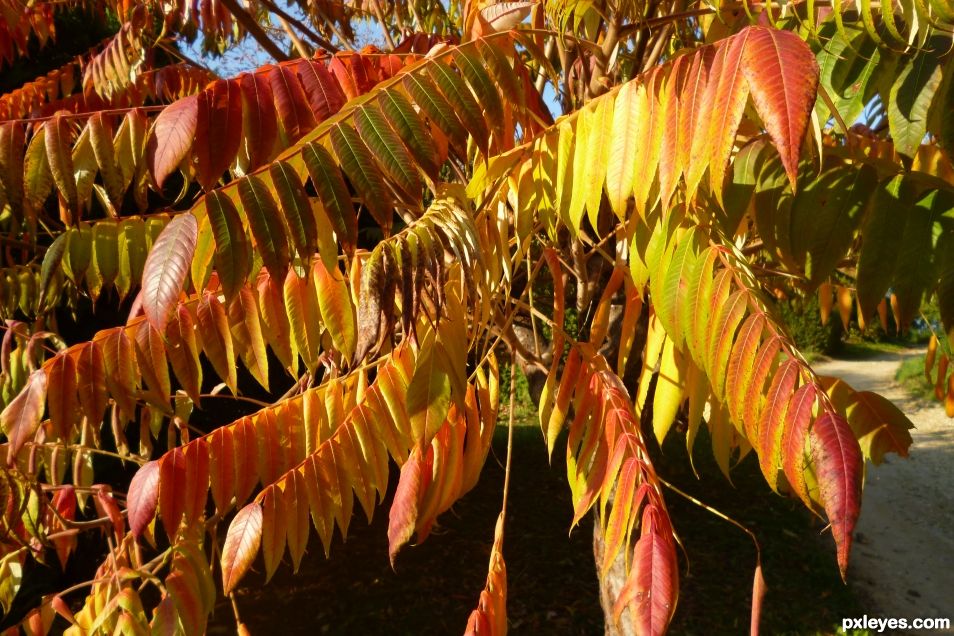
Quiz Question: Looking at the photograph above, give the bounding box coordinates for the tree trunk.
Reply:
[593,514,637,635]
[516,296,647,634]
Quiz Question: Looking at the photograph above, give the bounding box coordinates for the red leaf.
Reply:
[209,428,235,513]
[238,71,277,170]
[128,460,160,538]
[159,448,188,539]
[76,342,108,425]
[615,507,678,636]
[388,447,425,566]
[93,485,125,538]
[706,31,751,197]
[810,412,863,580]
[51,486,77,568]
[329,54,374,100]
[45,353,77,439]
[147,94,198,189]
[295,59,346,121]
[2,369,47,465]
[194,79,242,191]
[184,439,210,525]
[740,26,819,189]
[268,64,316,142]
[142,213,197,333]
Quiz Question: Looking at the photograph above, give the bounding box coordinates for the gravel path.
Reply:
[813,349,954,630]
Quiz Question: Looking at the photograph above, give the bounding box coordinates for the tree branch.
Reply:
[219,0,289,61]
[257,0,339,53]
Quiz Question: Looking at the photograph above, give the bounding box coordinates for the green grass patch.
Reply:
[896,353,952,402]
[837,339,910,360]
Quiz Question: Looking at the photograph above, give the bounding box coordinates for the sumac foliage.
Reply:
[0,0,950,634]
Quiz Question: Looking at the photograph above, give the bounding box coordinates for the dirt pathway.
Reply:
[813,349,954,628]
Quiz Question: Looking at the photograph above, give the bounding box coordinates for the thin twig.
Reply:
[279,16,312,58]
[370,0,397,49]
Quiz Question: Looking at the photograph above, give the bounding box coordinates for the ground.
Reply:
[814,348,954,626]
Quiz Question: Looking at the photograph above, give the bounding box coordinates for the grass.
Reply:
[895,352,952,402]
[833,339,911,361]
[218,370,870,635]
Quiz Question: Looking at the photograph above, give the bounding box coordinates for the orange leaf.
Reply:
[46,353,77,439]
[781,383,817,508]
[221,503,263,594]
[166,304,203,403]
[208,428,235,513]
[756,358,800,489]
[741,26,819,189]
[76,342,108,425]
[196,292,237,392]
[260,487,287,583]
[388,446,425,566]
[312,259,356,362]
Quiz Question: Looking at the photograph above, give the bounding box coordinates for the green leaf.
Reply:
[92,220,120,295]
[403,72,468,151]
[892,188,945,329]
[45,114,78,214]
[238,174,291,281]
[118,218,147,299]
[268,161,317,263]
[23,126,53,214]
[205,190,251,299]
[856,176,914,320]
[354,104,423,200]
[815,27,881,127]
[426,61,489,157]
[935,203,954,341]
[889,42,944,158]
[329,123,392,231]
[303,142,356,258]
[406,348,451,449]
[454,49,504,132]
[790,163,878,287]
[377,89,440,181]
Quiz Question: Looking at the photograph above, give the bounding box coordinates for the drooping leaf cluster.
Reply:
[1,1,951,634]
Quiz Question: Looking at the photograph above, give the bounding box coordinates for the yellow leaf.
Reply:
[653,336,686,445]
[606,81,641,219]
